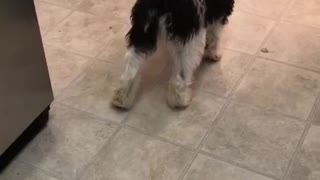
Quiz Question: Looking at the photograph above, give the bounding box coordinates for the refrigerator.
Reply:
[0,0,54,170]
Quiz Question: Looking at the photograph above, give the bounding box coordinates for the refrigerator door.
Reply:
[0,0,54,154]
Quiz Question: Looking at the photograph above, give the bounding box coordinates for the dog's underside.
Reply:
[112,0,234,109]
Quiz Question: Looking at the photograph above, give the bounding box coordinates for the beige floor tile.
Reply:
[34,1,71,35]
[283,0,320,28]
[78,0,134,23]
[203,103,305,178]
[235,0,291,19]
[232,59,320,120]
[221,11,275,54]
[80,128,193,180]
[56,60,126,122]
[95,35,127,63]
[126,88,225,148]
[0,161,58,180]
[45,11,125,57]
[41,0,82,8]
[44,45,92,95]
[259,23,320,72]
[184,154,272,180]
[288,125,320,180]
[17,104,118,180]
[195,50,252,97]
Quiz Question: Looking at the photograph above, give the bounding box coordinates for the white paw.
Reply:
[167,82,192,109]
[203,50,222,62]
[112,79,139,110]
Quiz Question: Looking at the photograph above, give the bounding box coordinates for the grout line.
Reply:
[18,160,71,180]
[51,60,97,98]
[42,8,74,38]
[222,47,255,56]
[215,45,320,96]
[92,32,125,59]
[310,97,320,125]
[282,123,311,180]
[40,0,131,59]
[200,151,279,180]
[35,0,72,14]
[36,0,73,10]
[177,99,231,180]
[53,101,126,125]
[44,43,98,60]
[52,53,122,100]
[123,125,197,152]
[52,59,97,99]
[279,0,320,31]
[200,89,229,100]
[177,51,258,179]
[257,56,320,75]
[225,100,308,123]
[40,0,88,37]
[250,0,294,59]
[76,108,132,180]
[51,56,122,99]
[275,0,295,20]
[39,0,85,9]
[280,19,320,31]
[76,125,123,179]
[221,45,320,77]
[234,9,276,21]
[53,102,122,126]
[41,0,116,61]
[282,93,320,180]
[227,58,257,97]
[310,94,320,122]
[176,50,259,180]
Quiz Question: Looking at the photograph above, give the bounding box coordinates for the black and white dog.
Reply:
[112,0,234,109]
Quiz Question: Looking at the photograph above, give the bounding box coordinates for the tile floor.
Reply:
[1,0,320,180]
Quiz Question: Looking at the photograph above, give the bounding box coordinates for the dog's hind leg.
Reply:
[167,28,206,108]
[112,2,160,109]
[112,48,147,109]
[203,20,224,62]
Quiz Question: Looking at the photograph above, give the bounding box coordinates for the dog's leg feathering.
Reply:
[112,48,146,109]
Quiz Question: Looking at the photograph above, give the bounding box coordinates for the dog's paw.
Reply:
[203,49,222,62]
[112,80,139,110]
[203,50,222,62]
[167,83,192,109]
[112,87,134,110]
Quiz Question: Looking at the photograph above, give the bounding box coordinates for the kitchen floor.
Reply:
[2,0,320,180]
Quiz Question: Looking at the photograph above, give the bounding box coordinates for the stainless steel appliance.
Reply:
[0,0,53,169]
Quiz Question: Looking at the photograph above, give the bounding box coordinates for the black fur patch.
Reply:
[127,0,234,53]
